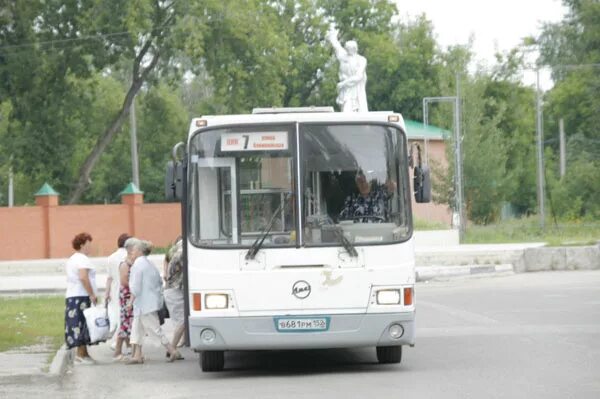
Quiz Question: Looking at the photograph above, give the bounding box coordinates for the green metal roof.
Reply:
[404,119,449,140]
[34,182,59,196]
[119,182,144,195]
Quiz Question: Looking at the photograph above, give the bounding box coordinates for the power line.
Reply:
[0,30,132,52]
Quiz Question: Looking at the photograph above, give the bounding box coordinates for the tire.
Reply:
[200,350,225,372]
[376,345,402,364]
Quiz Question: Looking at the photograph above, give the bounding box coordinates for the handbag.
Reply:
[83,303,111,343]
[158,300,170,325]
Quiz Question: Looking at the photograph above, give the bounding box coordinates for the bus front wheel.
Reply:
[376,345,402,364]
[201,350,225,372]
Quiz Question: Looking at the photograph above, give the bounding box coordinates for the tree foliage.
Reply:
[537,0,600,220]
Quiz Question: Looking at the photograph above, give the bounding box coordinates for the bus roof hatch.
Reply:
[252,106,335,114]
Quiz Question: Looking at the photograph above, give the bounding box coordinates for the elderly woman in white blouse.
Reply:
[124,237,180,364]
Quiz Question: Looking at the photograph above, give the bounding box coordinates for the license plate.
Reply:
[274,317,330,332]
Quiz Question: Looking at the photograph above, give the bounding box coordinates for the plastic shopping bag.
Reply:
[83,305,110,343]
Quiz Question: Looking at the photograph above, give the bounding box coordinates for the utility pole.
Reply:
[559,118,566,178]
[454,74,465,240]
[535,69,545,230]
[130,96,140,188]
[8,165,13,207]
[8,154,14,207]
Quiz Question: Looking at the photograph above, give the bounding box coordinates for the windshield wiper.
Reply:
[334,227,358,257]
[245,193,290,260]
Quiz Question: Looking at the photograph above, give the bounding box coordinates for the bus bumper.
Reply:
[188,312,415,351]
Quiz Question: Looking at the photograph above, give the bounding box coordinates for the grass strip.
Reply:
[0,295,64,352]
[464,217,600,246]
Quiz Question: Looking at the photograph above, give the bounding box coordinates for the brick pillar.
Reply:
[35,183,59,258]
[120,183,144,236]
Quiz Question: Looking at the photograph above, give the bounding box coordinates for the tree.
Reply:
[486,49,537,216]
[537,0,600,219]
[67,0,207,203]
[382,15,442,120]
[0,1,100,198]
[275,0,333,107]
[197,0,289,114]
[136,84,189,203]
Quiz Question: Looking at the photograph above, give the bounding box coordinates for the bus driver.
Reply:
[339,172,396,223]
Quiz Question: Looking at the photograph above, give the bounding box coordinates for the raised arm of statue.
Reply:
[326,27,346,60]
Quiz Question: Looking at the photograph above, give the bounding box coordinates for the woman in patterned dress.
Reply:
[111,257,134,361]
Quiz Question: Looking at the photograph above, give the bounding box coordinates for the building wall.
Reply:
[409,138,452,226]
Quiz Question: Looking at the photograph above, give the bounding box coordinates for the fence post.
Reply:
[120,183,144,236]
[35,183,59,259]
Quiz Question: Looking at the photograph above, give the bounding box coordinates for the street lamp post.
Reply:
[423,89,464,240]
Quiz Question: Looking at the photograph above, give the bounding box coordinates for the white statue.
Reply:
[326,27,368,112]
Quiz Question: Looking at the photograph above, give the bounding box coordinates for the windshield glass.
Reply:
[301,123,410,245]
[188,124,296,247]
[188,122,410,248]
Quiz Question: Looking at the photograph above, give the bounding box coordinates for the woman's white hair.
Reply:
[124,237,153,255]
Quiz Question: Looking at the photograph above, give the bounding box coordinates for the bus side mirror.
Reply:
[414,165,431,203]
[165,160,183,201]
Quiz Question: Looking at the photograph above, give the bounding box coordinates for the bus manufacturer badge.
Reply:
[292,280,311,299]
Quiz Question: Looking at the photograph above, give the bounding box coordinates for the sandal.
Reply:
[125,358,144,365]
[168,351,183,363]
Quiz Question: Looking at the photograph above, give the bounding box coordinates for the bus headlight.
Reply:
[389,323,404,339]
[205,293,229,309]
[201,328,216,344]
[376,289,401,305]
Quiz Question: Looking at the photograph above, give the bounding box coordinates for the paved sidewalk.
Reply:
[0,273,109,295]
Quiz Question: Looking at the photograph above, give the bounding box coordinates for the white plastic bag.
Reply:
[83,305,110,343]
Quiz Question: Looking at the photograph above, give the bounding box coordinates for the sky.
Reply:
[394,0,569,89]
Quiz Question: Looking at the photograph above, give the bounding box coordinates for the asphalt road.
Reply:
[3,270,599,399]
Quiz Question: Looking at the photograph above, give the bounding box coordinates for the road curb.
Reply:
[416,264,514,282]
[48,344,72,377]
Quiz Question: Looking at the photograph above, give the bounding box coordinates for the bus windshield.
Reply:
[187,122,410,248]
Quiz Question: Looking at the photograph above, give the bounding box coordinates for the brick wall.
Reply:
[0,191,181,261]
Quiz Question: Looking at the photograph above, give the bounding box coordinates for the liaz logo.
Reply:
[292,280,311,299]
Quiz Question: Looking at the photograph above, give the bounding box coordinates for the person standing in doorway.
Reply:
[163,236,185,358]
[64,232,97,365]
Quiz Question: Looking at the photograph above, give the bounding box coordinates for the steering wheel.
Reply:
[351,215,385,223]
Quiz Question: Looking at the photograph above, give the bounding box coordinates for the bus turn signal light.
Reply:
[193,293,202,311]
[404,287,413,306]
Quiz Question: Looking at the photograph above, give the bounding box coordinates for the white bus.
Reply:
[166,107,431,372]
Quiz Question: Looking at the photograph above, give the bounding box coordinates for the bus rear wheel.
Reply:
[201,350,225,372]
[376,345,402,364]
